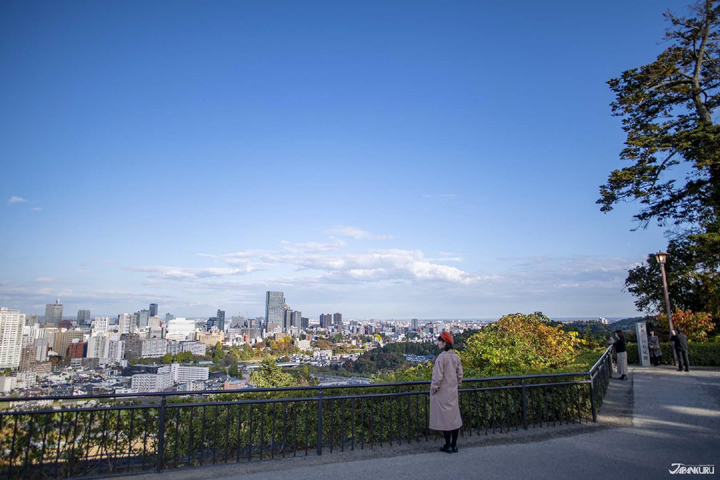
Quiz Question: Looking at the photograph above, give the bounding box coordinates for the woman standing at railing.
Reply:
[429,331,463,453]
[614,330,628,381]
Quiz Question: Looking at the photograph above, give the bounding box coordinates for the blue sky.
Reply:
[0,0,688,320]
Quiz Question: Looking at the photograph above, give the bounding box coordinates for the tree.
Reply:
[656,309,715,340]
[248,359,296,388]
[228,364,240,378]
[599,0,720,228]
[161,353,173,364]
[599,0,720,319]
[212,344,226,363]
[462,313,583,376]
[625,238,720,321]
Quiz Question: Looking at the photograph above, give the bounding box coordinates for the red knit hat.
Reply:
[440,331,453,345]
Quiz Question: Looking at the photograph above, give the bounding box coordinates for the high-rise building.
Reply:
[265,292,285,332]
[411,318,419,331]
[148,316,162,329]
[87,335,105,359]
[122,333,142,361]
[77,310,91,325]
[0,308,25,369]
[217,309,225,332]
[103,339,125,364]
[283,305,292,332]
[44,300,63,325]
[290,311,302,328]
[165,313,175,323]
[118,314,134,334]
[166,318,196,342]
[319,314,332,328]
[207,317,217,330]
[67,339,84,359]
[301,317,309,330]
[141,337,167,358]
[54,330,84,358]
[333,313,343,327]
[149,304,159,317]
[137,310,150,328]
[91,317,109,336]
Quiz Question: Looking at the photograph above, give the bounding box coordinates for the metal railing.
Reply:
[0,347,613,479]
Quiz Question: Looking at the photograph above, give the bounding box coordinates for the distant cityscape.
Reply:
[0,291,617,398]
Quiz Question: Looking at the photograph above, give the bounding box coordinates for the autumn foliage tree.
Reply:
[656,309,715,341]
[461,312,584,376]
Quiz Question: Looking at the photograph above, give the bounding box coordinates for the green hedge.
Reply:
[626,342,720,366]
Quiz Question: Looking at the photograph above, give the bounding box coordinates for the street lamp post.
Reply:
[655,252,675,333]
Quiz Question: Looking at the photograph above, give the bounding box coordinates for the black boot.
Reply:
[440,444,453,453]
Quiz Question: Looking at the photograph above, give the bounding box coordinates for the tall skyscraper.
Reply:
[333,313,343,327]
[283,305,292,332]
[137,309,150,328]
[77,310,91,325]
[319,313,332,328]
[149,303,158,317]
[0,308,25,369]
[290,311,302,329]
[265,291,285,332]
[217,309,225,332]
[44,300,63,325]
[411,318,419,331]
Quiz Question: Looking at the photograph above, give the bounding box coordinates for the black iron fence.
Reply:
[0,347,612,479]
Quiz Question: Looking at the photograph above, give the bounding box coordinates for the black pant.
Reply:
[677,349,690,371]
[443,429,459,447]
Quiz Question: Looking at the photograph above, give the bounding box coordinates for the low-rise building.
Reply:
[131,373,173,393]
[171,363,209,383]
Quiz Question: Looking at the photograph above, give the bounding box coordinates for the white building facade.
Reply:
[0,308,25,369]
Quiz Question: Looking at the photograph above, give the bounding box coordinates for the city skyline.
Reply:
[1,1,687,319]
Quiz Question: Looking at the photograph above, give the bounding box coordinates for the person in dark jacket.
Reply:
[649,331,662,366]
[614,330,627,380]
[673,328,690,372]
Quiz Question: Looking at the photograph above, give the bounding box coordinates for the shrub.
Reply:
[626,342,720,366]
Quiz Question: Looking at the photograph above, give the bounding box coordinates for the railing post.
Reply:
[156,395,167,472]
[589,374,597,423]
[521,378,527,430]
[317,389,323,456]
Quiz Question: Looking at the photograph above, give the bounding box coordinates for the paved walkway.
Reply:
[124,366,720,480]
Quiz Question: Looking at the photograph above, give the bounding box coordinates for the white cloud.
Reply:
[325,226,393,241]
[281,239,346,253]
[31,208,42,211]
[7,196,28,205]
[125,265,256,280]
[283,249,479,285]
[34,277,57,283]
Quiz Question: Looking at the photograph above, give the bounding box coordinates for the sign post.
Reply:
[636,322,651,367]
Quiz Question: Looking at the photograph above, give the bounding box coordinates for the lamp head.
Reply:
[655,252,668,264]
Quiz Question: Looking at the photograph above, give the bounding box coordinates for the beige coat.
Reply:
[429,350,463,431]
